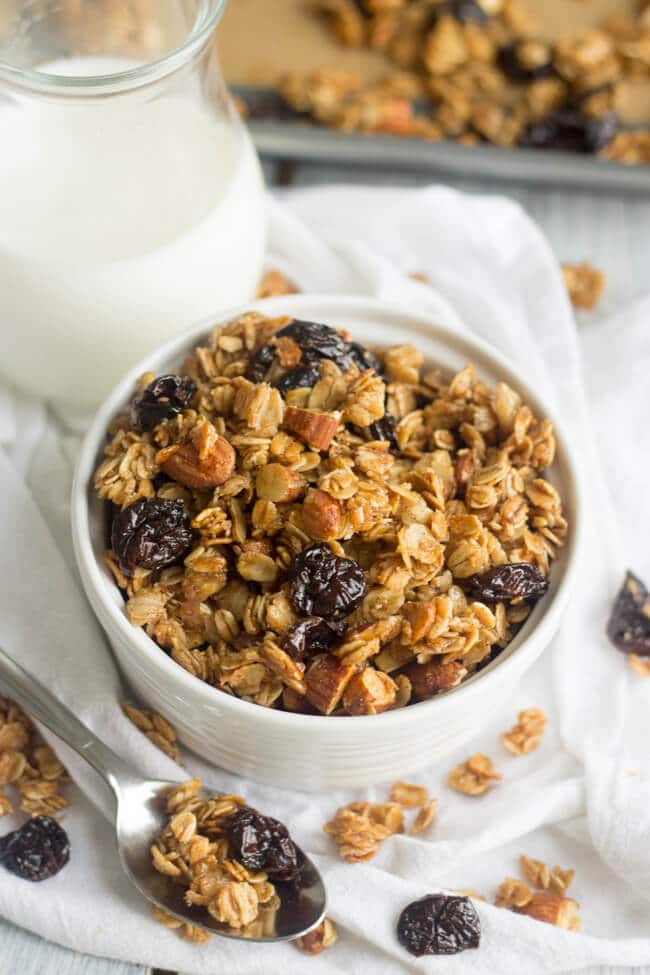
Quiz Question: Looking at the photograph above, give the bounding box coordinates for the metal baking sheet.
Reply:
[234,85,650,194]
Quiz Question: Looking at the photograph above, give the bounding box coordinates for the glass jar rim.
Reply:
[0,0,227,95]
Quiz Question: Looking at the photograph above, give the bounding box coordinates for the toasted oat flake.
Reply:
[520,854,551,890]
[124,703,181,763]
[495,877,533,909]
[389,781,429,808]
[561,262,606,311]
[448,753,502,796]
[295,917,338,955]
[502,707,547,756]
[256,269,299,299]
[629,653,650,677]
[410,798,438,835]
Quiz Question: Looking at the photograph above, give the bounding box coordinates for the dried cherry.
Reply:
[227,806,299,881]
[397,894,481,957]
[131,374,196,432]
[340,341,382,376]
[111,498,193,575]
[248,320,382,393]
[350,409,399,451]
[0,816,70,882]
[274,356,323,393]
[276,320,349,361]
[464,562,548,603]
[607,571,650,656]
[248,343,277,383]
[282,617,346,660]
[288,543,367,620]
[430,0,488,25]
[497,42,554,82]
[520,109,618,154]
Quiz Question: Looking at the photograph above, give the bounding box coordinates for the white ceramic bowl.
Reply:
[72,296,582,792]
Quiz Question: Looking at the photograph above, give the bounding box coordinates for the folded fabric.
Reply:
[0,185,649,974]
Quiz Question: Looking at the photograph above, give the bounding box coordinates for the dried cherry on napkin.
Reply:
[397,893,481,956]
[607,571,650,656]
[0,816,70,882]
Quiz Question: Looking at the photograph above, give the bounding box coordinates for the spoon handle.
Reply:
[0,644,139,798]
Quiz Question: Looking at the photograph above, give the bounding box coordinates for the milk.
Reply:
[0,57,266,407]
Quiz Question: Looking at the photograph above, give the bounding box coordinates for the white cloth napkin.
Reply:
[1,185,649,974]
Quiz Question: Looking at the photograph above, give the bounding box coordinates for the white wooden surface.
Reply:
[1,159,649,975]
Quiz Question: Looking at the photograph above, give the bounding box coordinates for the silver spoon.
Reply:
[0,645,326,943]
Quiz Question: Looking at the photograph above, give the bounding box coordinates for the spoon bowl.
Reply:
[116,777,326,941]
[0,645,326,943]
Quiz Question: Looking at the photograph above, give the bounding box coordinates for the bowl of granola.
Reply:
[72,295,581,790]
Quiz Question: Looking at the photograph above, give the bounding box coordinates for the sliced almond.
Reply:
[284,406,340,451]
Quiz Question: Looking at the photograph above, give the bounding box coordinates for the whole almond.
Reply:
[518,893,581,930]
[405,659,467,699]
[302,488,343,540]
[157,433,235,489]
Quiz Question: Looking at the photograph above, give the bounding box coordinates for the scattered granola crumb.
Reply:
[0,697,69,817]
[495,877,532,909]
[390,781,429,808]
[410,798,438,835]
[455,888,486,901]
[256,269,299,299]
[448,754,501,796]
[324,800,403,862]
[409,271,430,284]
[123,703,181,764]
[561,262,606,310]
[295,917,338,955]
[603,132,650,165]
[502,707,547,756]
[152,906,212,943]
[519,855,575,895]
[629,653,650,677]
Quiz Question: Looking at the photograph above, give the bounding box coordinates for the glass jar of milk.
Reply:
[0,0,266,408]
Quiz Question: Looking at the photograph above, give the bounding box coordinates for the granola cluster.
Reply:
[325,779,437,861]
[0,697,69,818]
[495,853,580,930]
[94,312,566,716]
[276,0,650,162]
[150,778,288,940]
[123,703,181,763]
